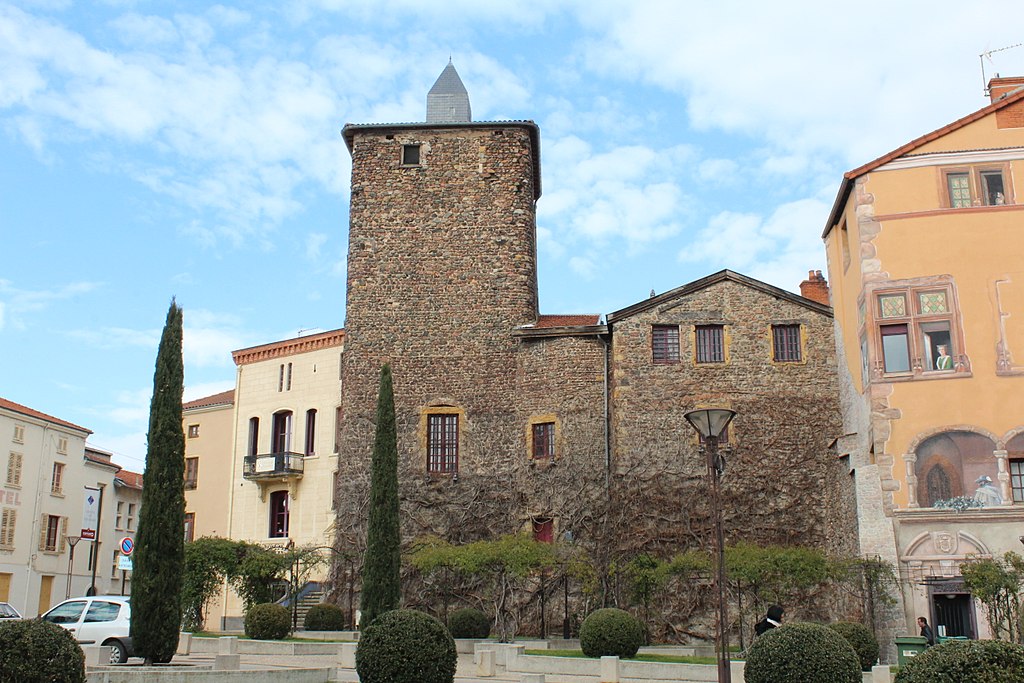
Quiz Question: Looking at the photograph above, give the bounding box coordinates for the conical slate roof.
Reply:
[427,61,472,123]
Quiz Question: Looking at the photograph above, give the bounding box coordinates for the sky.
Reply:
[2,1,1023,472]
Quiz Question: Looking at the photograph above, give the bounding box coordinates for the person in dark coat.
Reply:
[918,616,935,646]
[754,604,784,636]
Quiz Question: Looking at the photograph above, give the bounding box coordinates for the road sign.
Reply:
[118,555,133,571]
[119,537,134,556]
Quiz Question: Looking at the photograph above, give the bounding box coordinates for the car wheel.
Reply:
[104,639,128,664]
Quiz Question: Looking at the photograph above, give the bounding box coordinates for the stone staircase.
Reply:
[294,586,325,629]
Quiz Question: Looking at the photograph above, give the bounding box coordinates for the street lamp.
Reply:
[684,408,737,683]
[65,535,82,599]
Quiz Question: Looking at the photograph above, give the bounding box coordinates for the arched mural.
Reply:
[914,431,999,507]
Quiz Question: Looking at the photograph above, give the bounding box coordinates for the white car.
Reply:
[0,602,21,620]
[41,596,132,664]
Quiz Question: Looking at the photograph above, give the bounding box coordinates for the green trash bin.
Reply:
[895,636,929,667]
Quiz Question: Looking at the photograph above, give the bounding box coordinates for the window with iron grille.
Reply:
[772,324,802,362]
[652,325,680,364]
[532,422,555,460]
[695,325,725,363]
[427,414,458,474]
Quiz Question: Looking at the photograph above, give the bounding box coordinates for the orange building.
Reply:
[824,77,1024,648]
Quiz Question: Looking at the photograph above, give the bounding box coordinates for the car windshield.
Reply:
[43,601,87,624]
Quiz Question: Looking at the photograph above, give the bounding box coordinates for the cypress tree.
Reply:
[130,300,186,664]
[360,364,401,627]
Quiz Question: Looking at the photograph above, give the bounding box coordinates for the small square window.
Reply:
[695,325,725,364]
[12,425,24,444]
[652,325,680,364]
[187,424,199,438]
[56,437,68,455]
[402,144,421,165]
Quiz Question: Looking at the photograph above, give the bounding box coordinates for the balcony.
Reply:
[243,452,305,480]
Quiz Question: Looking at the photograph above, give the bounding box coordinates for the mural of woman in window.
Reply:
[935,344,954,370]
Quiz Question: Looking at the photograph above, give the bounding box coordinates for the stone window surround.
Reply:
[769,322,806,364]
[651,324,681,364]
[692,323,729,365]
[419,405,464,477]
[862,275,971,382]
[526,414,561,463]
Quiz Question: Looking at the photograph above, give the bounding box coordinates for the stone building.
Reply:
[823,75,1024,650]
[334,63,855,631]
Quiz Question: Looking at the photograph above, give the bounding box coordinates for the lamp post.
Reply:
[684,408,737,683]
[65,535,82,599]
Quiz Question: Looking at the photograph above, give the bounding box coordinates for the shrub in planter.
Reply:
[745,622,861,683]
[894,639,1024,683]
[579,607,645,659]
[244,602,292,640]
[447,607,491,639]
[304,603,347,631]
[829,621,880,671]
[356,609,457,683]
[0,618,85,683]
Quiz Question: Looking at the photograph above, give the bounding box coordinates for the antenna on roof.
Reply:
[980,43,1023,96]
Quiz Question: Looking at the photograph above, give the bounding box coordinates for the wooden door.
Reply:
[37,575,54,616]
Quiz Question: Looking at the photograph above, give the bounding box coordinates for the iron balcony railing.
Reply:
[242,451,305,479]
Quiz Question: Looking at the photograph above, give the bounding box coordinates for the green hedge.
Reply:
[895,639,1024,683]
[829,621,880,671]
[447,608,491,639]
[579,608,645,659]
[244,602,291,640]
[356,609,457,683]
[745,622,860,683]
[304,603,347,631]
[0,619,85,683]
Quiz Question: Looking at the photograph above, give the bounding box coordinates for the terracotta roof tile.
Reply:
[534,315,601,328]
[116,470,143,489]
[0,396,91,434]
[183,389,235,410]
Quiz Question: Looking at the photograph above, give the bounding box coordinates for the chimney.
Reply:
[799,270,830,306]
[988,76,1024,103]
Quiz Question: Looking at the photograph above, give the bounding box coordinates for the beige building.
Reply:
[824,76,1024,651]
[188,330,344,628]
[1,397,138,616]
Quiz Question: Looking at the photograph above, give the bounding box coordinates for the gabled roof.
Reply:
[606,269,832,324]
[823,86,1024,237]
[0,396,92,434]
[183,389,235,411]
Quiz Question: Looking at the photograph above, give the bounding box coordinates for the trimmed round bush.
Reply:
[895,639,1024,683]
[447,607,491,639]
[745,622,861,683]
[356,609,457,683]
[579,608,645,659]
[245,602,292,640]
[829,621,880,671]
[0,618,85,683]
[304,603,347,631]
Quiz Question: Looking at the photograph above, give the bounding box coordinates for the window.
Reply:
[43,600,85,624]
[12,425,24,443]
[402,144,421,165]
[695,325,725,364]
[115,502,124,531]
[184,457,199,490]
[56,436,68,454]
[5,452,22,486]
[305,409,317,456]
[126,504,135,531]
[772,324,802,362]
[248,417,260,456]
[184,512,195,543]
[269,491,289,538]
[873,281,962,376]
[427,414,458,474]
[187,424,199,438]
[50,462,64,495]
[278,364,285,392]
[272,411,293,453]
[532,517,554,543]
[532,422,555,460]
[652,325,680,364]
[0,508,15,548]
[41,514,64,552]
[85,601,121,623]
[925,465,953,506]
[286,362,293,391]
[943,165,1012,208]
[332,471,339,510]
[1011,460,1024,503]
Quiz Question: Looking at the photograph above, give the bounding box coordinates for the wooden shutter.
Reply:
[59,517,68,553]
[38,514,48,551]
[0,509,14,547]
[6,453,22,486]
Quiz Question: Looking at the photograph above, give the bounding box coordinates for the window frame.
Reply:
[305,409,317,456]
[50,462,64,495]
[401,144,421,166]
[427,413,459,474]
[531,422,556,460]
[771,324,803,363]
[694,324,726,364]
[184,457,199,490]
[187,424,199,439]
[268,490,289,538]
[941,163,1014,208]
[652,325,681,364]
[184,512,195,543]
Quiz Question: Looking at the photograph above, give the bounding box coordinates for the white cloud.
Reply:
[0,279,100,332]
[305,232,328,261]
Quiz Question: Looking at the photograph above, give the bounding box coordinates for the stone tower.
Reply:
[335,63,548,543]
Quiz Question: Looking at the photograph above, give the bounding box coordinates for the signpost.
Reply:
[119,537,133,596]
